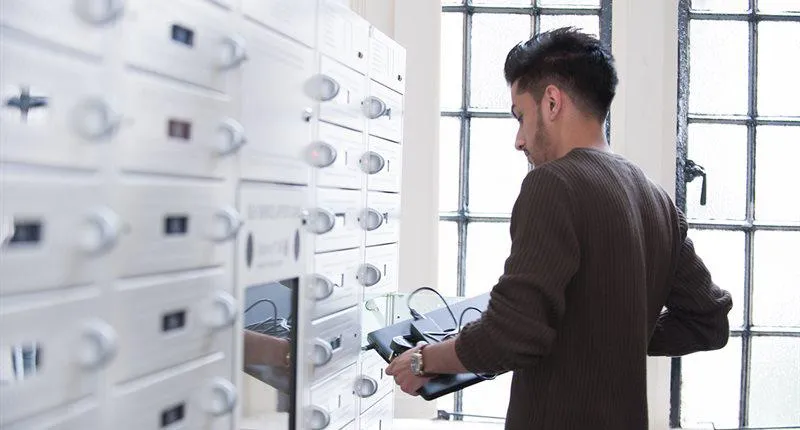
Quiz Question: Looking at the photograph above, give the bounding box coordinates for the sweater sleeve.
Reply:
[454,167,580,374]
[647,211,733,356]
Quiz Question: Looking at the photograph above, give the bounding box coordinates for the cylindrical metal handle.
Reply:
[359,208,384,231]
[310,275,336,301]
[71,98,121,140]
[312,338,334,367]
[305,141,338,168]
[362,96,390,119]
[354,375,379,398]
[204,291,238,330]
[205,378,237,416]
[80,207,121,255]
[308,405,331,430]
[306,75,341,102]
[73,0,125,25]
[214,118,247,156]
[75,320,117,370]
[302,208,336,235]
[359,151,386,175]
[211,207,243,242]
[218,35,248,70]
[357,263,382,287]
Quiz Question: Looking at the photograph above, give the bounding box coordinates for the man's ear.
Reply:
[543,85,561,119]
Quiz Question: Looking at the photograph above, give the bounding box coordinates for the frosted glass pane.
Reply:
[465,222,510,295]
[755,126,800,223]
[687,230,745,328]
[537,0,599,7]
[439,117,461,213]
[689,20,749,115]
[680,337,742,429]
[470,14,531,109]
[691,0,749,12]
[437,221,459,298]
[686,124,748,221]
[758,0,800,12]
[748,337,800,427]
[462,372,513,419]
[758,22,800,117]
[441,13,464,110]
[468,118,530,214]
[752,231,800,327]
[539,15,600,39]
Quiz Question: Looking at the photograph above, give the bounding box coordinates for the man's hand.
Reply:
[385,346,433,396]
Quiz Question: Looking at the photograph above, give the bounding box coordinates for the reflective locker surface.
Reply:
[241,279,298,430]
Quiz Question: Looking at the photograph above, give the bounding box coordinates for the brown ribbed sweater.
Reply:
[454,148,733,430]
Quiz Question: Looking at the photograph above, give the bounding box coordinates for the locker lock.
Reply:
[362,96,390,119]
[305,141,338,168]
[80,207,122,255]
[354,375,379,398]
[359,151,386,175]
[204,378,237,417]
[71,98,121,140]
[358,208,384,231]
[75,320,118,370]
[214,119,247,156]
[308,405,331,430]
[312,338,334,366]
[357,263,382,287]
[310,275,337,301]
[203,291,238,330]
[218,35,248,70]
[302,208,336,235]
[73,0,125,25]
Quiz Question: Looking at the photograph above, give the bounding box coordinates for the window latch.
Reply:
[684,159,707,206]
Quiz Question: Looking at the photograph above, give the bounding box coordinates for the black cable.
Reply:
[407,286,459,332]
[458,306,483,331]
[244,298,278,333]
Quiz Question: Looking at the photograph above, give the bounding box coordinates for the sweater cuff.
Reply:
[454,320,502,374]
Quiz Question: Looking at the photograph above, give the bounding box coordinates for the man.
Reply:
[386,27,732,429]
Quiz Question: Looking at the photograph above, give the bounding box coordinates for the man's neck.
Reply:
[555,119,609,158]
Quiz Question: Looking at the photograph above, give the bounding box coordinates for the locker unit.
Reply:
[0,1,405,429]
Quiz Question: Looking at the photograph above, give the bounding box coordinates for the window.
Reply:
[674,0,800,428]
[437,0,612,420]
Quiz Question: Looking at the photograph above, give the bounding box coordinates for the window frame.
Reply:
[438,0,613,419]
[673,0,800,427]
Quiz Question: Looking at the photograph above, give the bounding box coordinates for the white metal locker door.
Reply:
[242,0,317,48]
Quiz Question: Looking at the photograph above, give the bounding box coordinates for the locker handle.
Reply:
[357,263,382,287]
[214,119,247,156]
[362,96,391,120]
[306,75,341,102]
[308,405,331,430]
[74,0,125,25]
[303,208,336,235]
[305,141,338,168]
[204,378,238,416]
[312,338,334,366]
[311,275,337,301]
[204,291,238,330]
[211,207,243,242]
[76,320,118,370]
[218,35,248,70]
[355,375,379,398]
[71,98,121,140]
[1,217,16,247]
[359,151,386,175]
[80,207,121,255]
[359,208,384,231]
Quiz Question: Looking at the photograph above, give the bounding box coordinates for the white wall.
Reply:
[352,0,680,427]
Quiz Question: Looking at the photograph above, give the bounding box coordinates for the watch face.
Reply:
[411,353,422,374]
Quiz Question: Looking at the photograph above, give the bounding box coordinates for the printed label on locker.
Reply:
[314,188,364,253]
[311,248,362,319]
[238,183,309,287]
[111,354,234,430]
[111,271,235,383]
[369,27,406,94]
[242,0,317,47]
[119,74,238,179]
[359,391,394,430]
[0,180,111,295]
[364,135,401,193]
[124,0,243,93]
[309,307,361,385]
[316,55,367,133]
[314,122,364,190]
[366,82,403,143]
[0,38,114,169]
[363,192,400,247]
[318,0,370,74]
[307,363,358,430]
[115,182,234,277]
[0,0,119,57]
[360,295,391,348]
[357,351,394,414]
[240,25,315,185]
[0,293,109,426]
